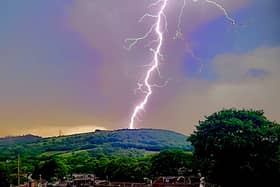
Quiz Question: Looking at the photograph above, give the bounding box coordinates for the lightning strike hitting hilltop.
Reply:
[126,0,168,129]
[126,0,236,129]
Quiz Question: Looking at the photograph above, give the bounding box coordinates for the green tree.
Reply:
[0,163,9,187]
[109,157,151,182]
[93,156,148,182]
[66,152,96,174]
[151,150,193,177]
[34,158,68,181]
[189,109,280,187]
[94,156,110,179]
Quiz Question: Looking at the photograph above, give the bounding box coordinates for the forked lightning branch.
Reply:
[125,0,236,129]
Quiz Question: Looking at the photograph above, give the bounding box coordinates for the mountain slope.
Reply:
[0,134,41,145]
[0,128,192,160]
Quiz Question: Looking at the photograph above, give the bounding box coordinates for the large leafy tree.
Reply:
[189,109,280,187]
[151,150,193,177]
[33,158,69,181]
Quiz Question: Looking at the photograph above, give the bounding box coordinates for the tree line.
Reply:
[0,150,194,186]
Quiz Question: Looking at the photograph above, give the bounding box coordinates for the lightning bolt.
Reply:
[126,0,236,129]
[204,0,236,24]
[127,0,168,129]
[174,0,187,40]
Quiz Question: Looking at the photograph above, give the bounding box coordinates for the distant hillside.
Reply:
[0,128,192,160]
[0,134,42,145]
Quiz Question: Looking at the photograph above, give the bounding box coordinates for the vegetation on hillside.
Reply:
[0,134,41,145]
[0,129,192,161]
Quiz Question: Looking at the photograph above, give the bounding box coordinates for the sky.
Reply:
[0,0,279,137]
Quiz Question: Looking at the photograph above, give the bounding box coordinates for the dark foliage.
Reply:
[189,109,280,187]
[151,150,194,177]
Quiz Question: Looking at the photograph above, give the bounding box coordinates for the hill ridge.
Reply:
[0,128,192,161]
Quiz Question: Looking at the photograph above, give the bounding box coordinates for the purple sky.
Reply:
[0,0,279,137]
